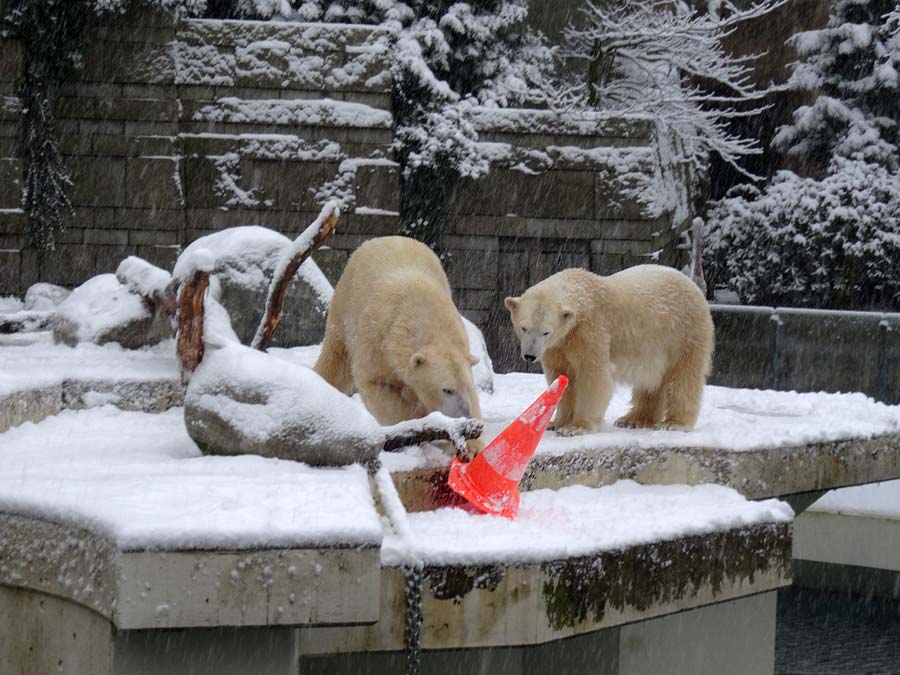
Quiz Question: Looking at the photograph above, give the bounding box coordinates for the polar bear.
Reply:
[315,236,483,454]
[504,265,714,434]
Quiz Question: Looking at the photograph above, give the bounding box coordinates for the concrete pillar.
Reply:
[0,585,114,675]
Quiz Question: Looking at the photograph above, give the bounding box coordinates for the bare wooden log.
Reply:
[382,418,483,454]
[252,201,339,352]
[176,270,210,385]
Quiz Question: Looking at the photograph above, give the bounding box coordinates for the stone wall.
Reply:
[0,4,685,355]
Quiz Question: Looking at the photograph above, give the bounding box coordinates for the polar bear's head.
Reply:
[504,292,576,363]
[406,349,480,418]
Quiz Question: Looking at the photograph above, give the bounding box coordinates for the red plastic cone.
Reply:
[448,375,569,519]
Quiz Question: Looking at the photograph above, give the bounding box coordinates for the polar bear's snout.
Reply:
[440,390,472,418]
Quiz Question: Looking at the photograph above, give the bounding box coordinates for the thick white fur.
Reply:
[505,265,714,434]
[314,236,483,454]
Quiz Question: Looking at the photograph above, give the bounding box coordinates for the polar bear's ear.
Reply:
[560,307,575,322]
[468,354,480,366]
[411,353,427,368]
[504,296,520,312]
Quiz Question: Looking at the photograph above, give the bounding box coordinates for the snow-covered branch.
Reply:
[564,0,787,179]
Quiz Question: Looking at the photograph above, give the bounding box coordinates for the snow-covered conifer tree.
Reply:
[706,0,900,310]
[774,0,900,170]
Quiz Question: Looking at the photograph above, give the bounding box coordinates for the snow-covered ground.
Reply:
[3,338,899,458]
[0,336,177,397]
[0,406,382,551]
[0,404,790,561]
[381,480,791,566]
[2,337,899,560]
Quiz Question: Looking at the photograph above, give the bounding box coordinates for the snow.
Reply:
[0,406,382,550]
[381,481,792,566]
[193,97,393,128]
[53,274,151,344]
[380,373,900,472]
[23,283,70,311]
[116,257,172,298]
[173,225,331,309]
[809,479,900,519]
[0,340,177,397]
[187,342,381,450]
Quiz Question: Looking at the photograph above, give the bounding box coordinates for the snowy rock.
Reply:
[24,283,70,311]
[462,316,494,393]
[115,256,172,299]
[52,274,170,349]
[184,343,385,466]
[175,226,332,346]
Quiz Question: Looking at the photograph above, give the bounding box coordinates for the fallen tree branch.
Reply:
[176,269,209,385]
[252,201,339,352]
[0,311,53,334]
[382,418,483,454]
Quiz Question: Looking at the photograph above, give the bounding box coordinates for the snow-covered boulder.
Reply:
[185,343,383,466]
[185,342,483,466]
[462,316,494,393]
[174,226,333,347]
[52,274,170,349]
[24,283,70,311]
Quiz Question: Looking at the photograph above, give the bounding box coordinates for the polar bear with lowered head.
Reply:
[504,265,714,434]
[315,236,483,456]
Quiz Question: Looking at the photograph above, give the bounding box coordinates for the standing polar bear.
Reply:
[315,236,483,455]
[505,265,714,434]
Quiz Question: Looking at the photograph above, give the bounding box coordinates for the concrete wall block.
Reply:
[183,156,223,209]
[595,173,652,220]
[778,309,885,395]
[0,208,25,234]
[0,136,15,157]
[83,228,129,246]
[33,245,99,287]
[58,133,94,156]
[97,97,179,122]
[95,244,133,274]
[118,208,185,232]
[343,212,401,236]
[126,157,182,209]
[708,306,774,390]
[310,247,348,286]
[129,229,180,246]
[244,159,340,212]
[0,121,18,138]
[0,248,21,295]
[53,96,98,119]
[450,169,593,220]
[69,157,126,208]
[355,164,400,212]
[136,244,180,271]
[445,245,498,291]
[454,288,496,311]
[0,158,22,208]
[80,42,174,85]
[0,40,23,83]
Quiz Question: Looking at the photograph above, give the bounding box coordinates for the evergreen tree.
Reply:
[774,0,900,171]
[707,0,900,310]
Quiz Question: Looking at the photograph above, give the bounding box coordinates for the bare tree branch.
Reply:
[176,269,210,385]
[252,201,340,352]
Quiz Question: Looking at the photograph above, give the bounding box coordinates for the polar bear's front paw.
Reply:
[554,424,593,437]
[615,414,656,429]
